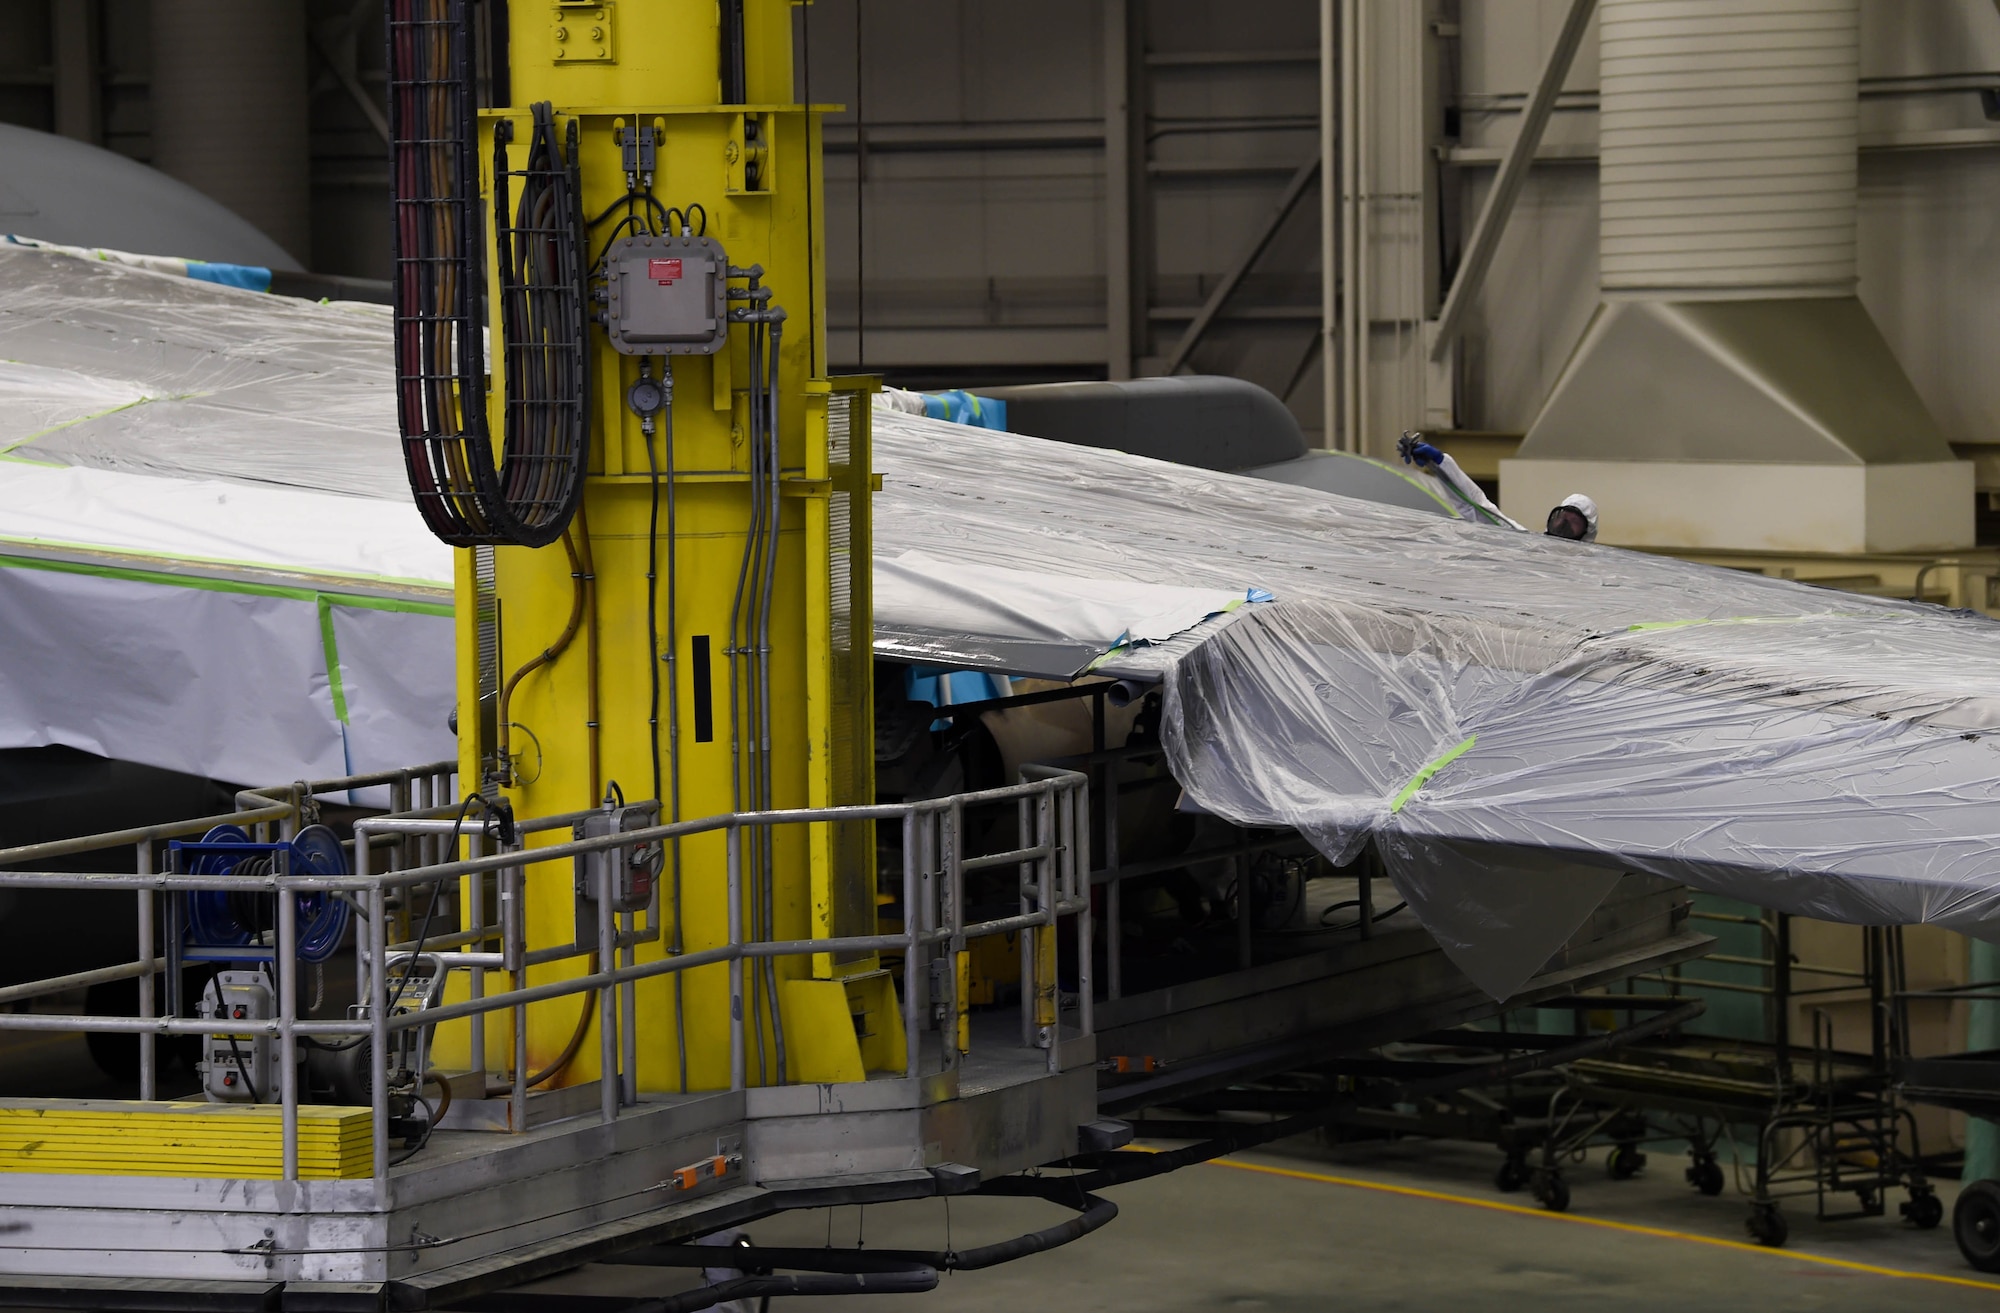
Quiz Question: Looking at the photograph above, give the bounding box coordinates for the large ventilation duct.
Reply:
[1502,0,1972,554]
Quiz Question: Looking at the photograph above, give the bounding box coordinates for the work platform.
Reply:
[0,761,1110,1307]
[0,1063,1095,1301]
[0,756,1710,1309]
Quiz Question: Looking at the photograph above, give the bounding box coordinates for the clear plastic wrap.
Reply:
[0,243,402,500]
[871,409,2000,996]
[0,244,451,788]
[12,238,2000,996]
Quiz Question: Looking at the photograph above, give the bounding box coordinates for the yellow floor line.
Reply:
[1204,1157,2000,1293]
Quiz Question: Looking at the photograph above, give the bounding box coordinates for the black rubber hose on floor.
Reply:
[654,1264,938,1313]
[614,1174,1118,1289]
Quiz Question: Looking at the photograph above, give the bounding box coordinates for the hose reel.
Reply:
[181,824,352,964]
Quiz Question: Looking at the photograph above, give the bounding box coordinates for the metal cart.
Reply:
[1546,916,1937,1246]
[1895,967,2000,1272]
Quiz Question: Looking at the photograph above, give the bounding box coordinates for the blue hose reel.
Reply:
[179,824,353,964]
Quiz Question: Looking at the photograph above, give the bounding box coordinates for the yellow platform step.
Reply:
[0,1099,375,1180]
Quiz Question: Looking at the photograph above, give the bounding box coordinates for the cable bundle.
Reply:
[388,0,589,547]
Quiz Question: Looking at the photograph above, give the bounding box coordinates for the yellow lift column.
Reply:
[438,0,882,1094]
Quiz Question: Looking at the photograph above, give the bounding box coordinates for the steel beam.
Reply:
[1319,0,1337,447]
[1163,155,1320,375]
[309,20,391,146]
[1429,0,1595,361]
[50,0,100,145]
[1106,0,1134,380]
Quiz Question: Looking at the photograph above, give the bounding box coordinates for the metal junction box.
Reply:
[603,233,728,355]
[574,800,664,943]
[196,971,274,1103]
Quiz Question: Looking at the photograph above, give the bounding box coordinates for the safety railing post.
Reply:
[1070,778,1093,1042]
[727,823,745,1092]
[278,865,300,1181]
[946,799,966,1068]
[417,772,435,867]
[1018,790,1033,1048]
[498,832,527,1135]
[901,808,922,1081]
[1104,756,1122,1002]
[620,914,638,1107]
[369,883,390,1189]
[354,826,372,1050]
[1037,783,1058,1073]
[598,842,618,1124]
[135,840,156,1102]
[390,777,410,871]
[466,833,486,1083]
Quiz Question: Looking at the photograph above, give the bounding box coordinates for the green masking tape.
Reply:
[1391,734,1477,813]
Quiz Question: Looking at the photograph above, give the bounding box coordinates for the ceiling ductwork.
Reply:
[1502,0,1972,554]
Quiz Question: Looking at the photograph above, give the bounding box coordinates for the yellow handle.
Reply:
[955,949,971,1055]
[1034,923,1058,1029]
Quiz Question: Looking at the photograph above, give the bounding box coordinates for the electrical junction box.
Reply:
[197,971,274,1103]
[574,800,664,944]
[603,234,728,355]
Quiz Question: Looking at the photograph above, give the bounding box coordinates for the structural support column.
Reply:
[51,0,101,145]
[1337,0,1364,453]
[1320,0,1337,449]
[1430,0,1594,361]
[148,0,313,263]
[1105,0,1133,381]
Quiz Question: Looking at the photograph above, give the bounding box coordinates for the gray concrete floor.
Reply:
[6,1028,1995,1308]
[533,1134,2000,1311]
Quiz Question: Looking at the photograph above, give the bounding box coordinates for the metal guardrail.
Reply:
[0,761,459,1104]
[0,764,1092,1189]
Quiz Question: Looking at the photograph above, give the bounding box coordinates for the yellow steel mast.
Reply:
[430,0,883,1093]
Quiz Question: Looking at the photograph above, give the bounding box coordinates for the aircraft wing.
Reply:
[872,410,2000,996]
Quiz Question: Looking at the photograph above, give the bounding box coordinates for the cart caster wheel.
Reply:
[1902,1188,1944,1231]
[1607,1144,1646,1181]
[1954,1180,2000,1272]
[1534,1173,1571,1213]
[1746,1205,1788,1248]
[1687,1156,1725,1197]
[1495,1158,1528,1194]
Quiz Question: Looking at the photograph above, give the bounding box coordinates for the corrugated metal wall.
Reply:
[1456,0,2000,454]
[1598,0,1859,298]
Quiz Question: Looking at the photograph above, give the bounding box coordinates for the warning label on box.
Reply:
[649,258,683,285]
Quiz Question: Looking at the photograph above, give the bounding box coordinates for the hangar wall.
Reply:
[2,0,1998,458]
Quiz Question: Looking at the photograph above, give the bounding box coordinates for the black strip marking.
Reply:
[692,635,714,743]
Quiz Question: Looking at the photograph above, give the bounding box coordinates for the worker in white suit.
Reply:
[1397,432,1598,542]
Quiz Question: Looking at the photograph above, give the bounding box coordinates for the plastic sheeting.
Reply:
[0,562,452,788]
[0,460,448,583]
[15,239,2000,998]
[871,408,2000,997]
[3,235,276,292]
[876,549,1263,659]
[0,242,400,497]
[0,243,451,789]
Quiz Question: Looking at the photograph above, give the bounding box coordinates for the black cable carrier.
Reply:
[387,0,589,548]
